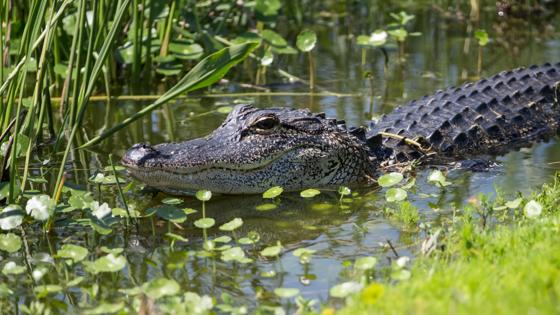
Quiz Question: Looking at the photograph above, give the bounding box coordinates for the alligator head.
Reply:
[122,104,378,195]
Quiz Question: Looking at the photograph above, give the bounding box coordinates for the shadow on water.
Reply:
[40,0,560,308]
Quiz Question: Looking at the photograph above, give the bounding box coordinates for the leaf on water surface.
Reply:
[0,233,22,253]
[100,246,124,255]
[260,241,283,257]
[56,244,89,263]
[84,254,127,274]
[214,235,232,243]
[378,172,404,187]
[427,170,452,187]
[354,257,378,270]
[166,233,188,243]
[260,30,297,54]
[143,278,180,299]
[0,205,24,230]
[300,189,321,198]
[255,203,277,211]
[221,246,248,262]
[329,281,363,298]
[262,186,283,199]
[194,218,215,229]
[154,205,187,223]
[162,197,183,205]
[274,287,300,298]
[385,188,407,202]
[219,218,243,231]
[2,261,26,275]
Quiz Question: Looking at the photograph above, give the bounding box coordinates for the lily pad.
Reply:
[57,244,89,263]
[221,246,246,262]
[330,281,363,298]
[154,205,187,223]
[144,278,180,299]
[219,218,243,231]
[427,170,452,187]
[260,241,282,257]
[386,188,408,202]
[0,233,22,253]
[300,189,321,198]
[355,257,378,270]
[263,186,283,199]
[274,287,300,298]
[194,218,215,229]
[378,172,404,187]
[85,254,126,274]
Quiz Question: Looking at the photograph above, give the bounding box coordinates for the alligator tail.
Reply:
[370,62,560,161]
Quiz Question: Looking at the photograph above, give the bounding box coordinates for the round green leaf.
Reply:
[260,30,297,54]
[0,205,24,230]
[144,278,180,299]
[260,241,283,257]
[196,190,212,201]
[263,186,283,199]
[378,172,404,187]
[0,233,21,253]
[85,254,126,274]
[274,287,300,298]
[57,244,89,263]
[427,170,451,187]
[354,257,378,270]
[154,205,187,223]
[221,246,246,262]
[194,218,215,229]
[329,281,363,298]
[296,30,317,52]
[300,189,321,198]
[219,218,243,231]
[2,261,26,275]
[386,188,408,202]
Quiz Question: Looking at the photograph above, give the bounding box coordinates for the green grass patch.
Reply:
[339,177,560,315]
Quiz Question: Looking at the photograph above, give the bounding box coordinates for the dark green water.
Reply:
[65,2,560,309]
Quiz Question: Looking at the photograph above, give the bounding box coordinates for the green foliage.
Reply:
[475,29,490,46]
[296,30,317,52]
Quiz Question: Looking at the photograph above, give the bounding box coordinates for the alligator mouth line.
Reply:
[124,145,312,176]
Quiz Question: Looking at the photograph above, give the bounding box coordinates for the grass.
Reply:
[338,176,560,315]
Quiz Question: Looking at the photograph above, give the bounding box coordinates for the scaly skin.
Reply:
[122,63,560,195]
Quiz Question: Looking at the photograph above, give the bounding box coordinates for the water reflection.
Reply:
[76,2,560,305]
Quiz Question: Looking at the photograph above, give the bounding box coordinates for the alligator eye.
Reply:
[253,115,279,130]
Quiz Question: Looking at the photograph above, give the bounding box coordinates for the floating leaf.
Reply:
[85,254,126,274]
[300,189,321,198]
[329,281,363,298]
[274,287,300,298]
[255,203,277,211]
[0,205,24,230]
[355,257,378,270]
[2,261,26,275]
[260,241,283,257]
[293,248,317,257]
[263,186,283,199]
[57,244,89,263]
[100,247,124,255]
[194,218,215,229]
[162,197,183,205]
[386,188,407,202]
[214,235,232,243]
[296,30,317,52]
[144,278,180,299]
[427,170,451,187]
[153,205,187,223]
[196,190,212,201]
[378,172,404,187]
[165,233,188,243]
[221,246,246,262]
[219,218,243,231]
[260,30,297,54]
[0,233,21,253]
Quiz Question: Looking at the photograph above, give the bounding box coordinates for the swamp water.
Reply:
[7,3,560,313]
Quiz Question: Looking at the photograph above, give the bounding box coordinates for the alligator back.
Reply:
[370,63,560,161]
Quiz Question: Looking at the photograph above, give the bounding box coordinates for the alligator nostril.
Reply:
[123,143,158,166]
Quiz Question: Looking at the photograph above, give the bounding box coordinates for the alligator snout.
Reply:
[121,143,159,167]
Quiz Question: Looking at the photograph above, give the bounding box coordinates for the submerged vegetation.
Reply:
[1,0,560,313]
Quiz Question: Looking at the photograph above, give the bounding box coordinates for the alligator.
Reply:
[122,63,560,195]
